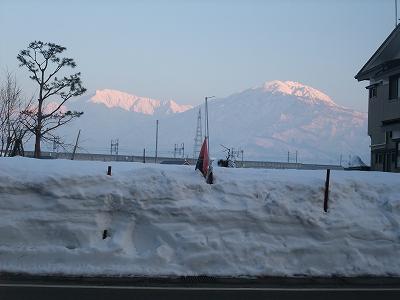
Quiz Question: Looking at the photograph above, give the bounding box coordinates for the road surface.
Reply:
[1,275,399,300]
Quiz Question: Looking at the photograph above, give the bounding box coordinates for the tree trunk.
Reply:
[4,136,12,157]
[34,71,45,159]
[34,129,41,158]
[0,138,4,157]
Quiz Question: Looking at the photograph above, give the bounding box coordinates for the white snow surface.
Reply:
[1,157,399,277]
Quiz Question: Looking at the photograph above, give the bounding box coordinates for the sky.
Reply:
[0,0,396,112]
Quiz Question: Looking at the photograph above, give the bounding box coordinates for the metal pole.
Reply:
[324,169,331,212]
[205,96,214,161]
[71,129,81,160]
[204,99,207,143]
[155,120,158,163]
[205,97,209,166]
[396,0,398,27]
[205,97,209,140]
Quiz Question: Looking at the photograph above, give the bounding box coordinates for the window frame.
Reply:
[369,86,377,99]
[389,75,400,100]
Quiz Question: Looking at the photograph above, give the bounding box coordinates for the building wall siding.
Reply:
[368,75,400,172]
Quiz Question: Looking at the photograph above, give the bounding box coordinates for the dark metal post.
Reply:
[324,169,330,212]
[107,166,112,176]
[143,148,146,163]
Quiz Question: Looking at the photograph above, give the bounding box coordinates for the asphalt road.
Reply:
[1,276,400,300]
[2,284,400,300]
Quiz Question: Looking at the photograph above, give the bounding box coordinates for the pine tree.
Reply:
[17,41,86,158]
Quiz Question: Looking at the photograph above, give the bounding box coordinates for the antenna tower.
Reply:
[110,139,119,156]
[193,108,203,159]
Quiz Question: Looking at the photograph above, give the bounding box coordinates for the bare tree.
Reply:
[17,41,86,158]
[0,72,31,157]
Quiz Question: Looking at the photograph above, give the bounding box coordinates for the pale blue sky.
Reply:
[0,0,396,111]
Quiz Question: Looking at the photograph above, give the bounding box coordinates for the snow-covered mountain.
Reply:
[89,89,192,115]
[262,80,336,106]
[201,81,368,163]
[54,81,369,164]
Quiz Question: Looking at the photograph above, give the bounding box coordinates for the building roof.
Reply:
[355,25,400,81]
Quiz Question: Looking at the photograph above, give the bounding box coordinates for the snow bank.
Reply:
[0,157,399,277]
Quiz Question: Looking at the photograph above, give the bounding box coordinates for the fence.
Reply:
[23,151,344,171]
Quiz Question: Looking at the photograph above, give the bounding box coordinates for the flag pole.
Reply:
[205,96,209,150]
[205,96,213,158]
[205,96,214,182]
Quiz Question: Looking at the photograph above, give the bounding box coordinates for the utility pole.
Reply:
[339,154,342,166]
[155,120,159,163]
[396,0,398,27]
[143,148,146,163]
[241,149,244,168]
[295,150,298,163]
[181,143,185,158]
[71,129,81,160]
[287,151,290,163]
[52,137,59,154]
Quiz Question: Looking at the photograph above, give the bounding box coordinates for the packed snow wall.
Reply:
[0,157,399,276]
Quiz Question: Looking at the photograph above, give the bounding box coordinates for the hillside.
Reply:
[53,81,369,164]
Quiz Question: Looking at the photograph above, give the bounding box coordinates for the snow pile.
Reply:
[0,157,399,277]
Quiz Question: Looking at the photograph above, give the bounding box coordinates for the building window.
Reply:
[389,75,400,100]
[397,143,400,168]
[369,86,377,98]
[386,131,392,142]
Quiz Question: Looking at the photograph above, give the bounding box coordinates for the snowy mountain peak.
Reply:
[90,89,192,115]
[261,80,336,105]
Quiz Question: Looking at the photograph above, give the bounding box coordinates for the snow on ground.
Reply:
[0,157,399,277]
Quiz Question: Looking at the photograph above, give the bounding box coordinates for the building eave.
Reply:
[355,25,400,81]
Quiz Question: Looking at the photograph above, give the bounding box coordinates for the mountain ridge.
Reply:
[90,89,193,115]
[54,80,369,164]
